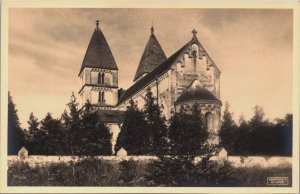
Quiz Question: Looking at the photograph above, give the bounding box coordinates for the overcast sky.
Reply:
[8,8,293,128]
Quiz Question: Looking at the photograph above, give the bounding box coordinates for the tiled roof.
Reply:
[134,31,167,81]
[79,26,118,76]
[175,80,221,104]
[117,40,191,106]
[96,109,125,123]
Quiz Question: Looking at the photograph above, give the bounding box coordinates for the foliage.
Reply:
[220,104,293,156]
[8,158,292,187]
[146,104,232,186]
[219,102,238,154]
[79,102,112,156]
[8,158,148,186]
[24,113,42,155]
[8,92,25,155]
[118,158,138,184]
[143,88,168,156]
[192,144,234,186]
[231,164,292,187]
[115,100,149,155]
[23,93,113,156]
[60,93,81,156]
[168,104,207,158]
[40,113,65,155]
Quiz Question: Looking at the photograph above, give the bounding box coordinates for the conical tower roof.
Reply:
[133,26,167,81]
[79,21,118,76]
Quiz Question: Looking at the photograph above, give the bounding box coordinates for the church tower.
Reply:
[133,26,167,82]
[78,21,119,109]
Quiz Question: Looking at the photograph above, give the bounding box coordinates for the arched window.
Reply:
[98,91,105,102]
[205,112,214,132]
[98,73,105,84]
[102,92,105,102]
[101,73,105,84]
[98,73,102,84]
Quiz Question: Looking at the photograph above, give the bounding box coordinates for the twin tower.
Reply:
[78,21,222,148]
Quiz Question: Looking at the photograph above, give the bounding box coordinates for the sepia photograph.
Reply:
[0,1,299,193]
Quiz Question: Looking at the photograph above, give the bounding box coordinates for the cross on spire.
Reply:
[151,25,154,34]
[150,22,154,34]
[95,20,100,28]
[192,29,197,37]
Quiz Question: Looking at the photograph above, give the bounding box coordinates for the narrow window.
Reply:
[98,91,105,102]
[98,91,102,102]
[101,73,105,84]
[102,92,105,102]
[98,73,102,84]
[205,112,213,132]
[98,73,105,84]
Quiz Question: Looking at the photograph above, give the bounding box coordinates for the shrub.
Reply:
[146,156,235,187]
[192,159,235,186]
[7,159,292,187]
[231,165,292,187]
[72,157,115,186]
[146,156,195,186]
[118,158,138,185]
[8,161,68,186]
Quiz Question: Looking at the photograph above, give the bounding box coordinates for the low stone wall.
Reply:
[7,155,158,167]
[227,156,292,168]
[8,155,292,168]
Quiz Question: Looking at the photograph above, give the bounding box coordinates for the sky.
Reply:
[8,8,293,128]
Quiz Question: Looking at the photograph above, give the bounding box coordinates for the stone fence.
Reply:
[7,155,292,168]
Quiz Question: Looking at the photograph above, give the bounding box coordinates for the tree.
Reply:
[274,114,292,156]
[115,100,149,155]
[40,113,64,155]
[61,93,82,156]
[146,104,230,186]
[143,88,168,155]
[165,104,209,184]
[249,106,265,133]
[248,105,268,155]
[219,102,238,154]
[24,113,42,154]
[97,122,113,155]
[168,104,207,158]
[8,92,24,155]
[80,102,112,156]
[235,114,251,155]
[281,114,292,156]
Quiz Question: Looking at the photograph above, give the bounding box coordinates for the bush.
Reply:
[146,156,235,186]
[70,157,117,186]
[146,156,194,186]
[8,161,69,186]
[231,165,292,187]
[8,158,292,186]
[118,158,138,185]
[192,159,235,186]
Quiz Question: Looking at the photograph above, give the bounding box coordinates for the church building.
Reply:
[78,21,222,152]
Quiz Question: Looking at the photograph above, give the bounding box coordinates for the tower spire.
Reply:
[134,25,166,81]
[151,22,154,34]
[78,21,118,76]
[95,20,100,28]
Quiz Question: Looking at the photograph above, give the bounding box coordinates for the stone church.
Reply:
[78,21,222,152]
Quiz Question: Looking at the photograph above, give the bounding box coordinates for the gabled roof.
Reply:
[117,30,220,106]
[175,80,221,104]
[79,25,118,76]
[134,27,167,81]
